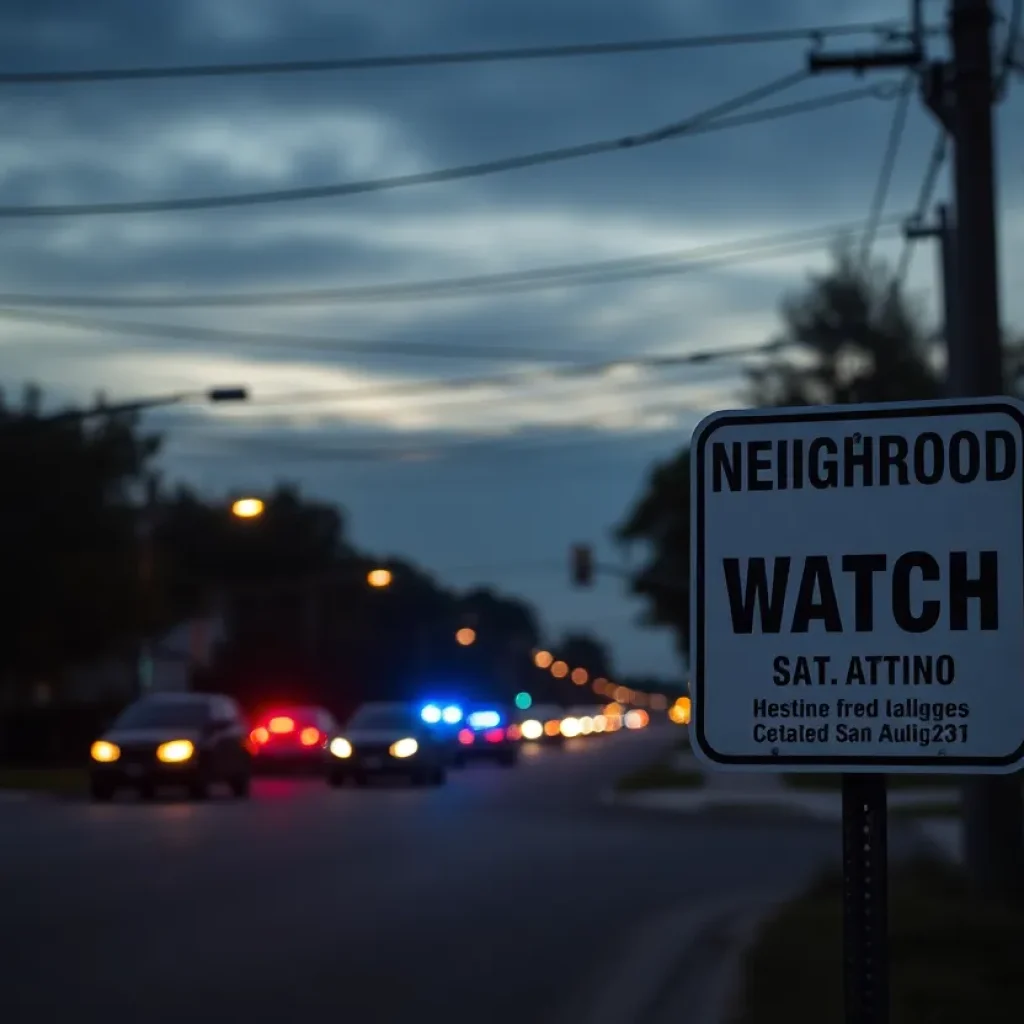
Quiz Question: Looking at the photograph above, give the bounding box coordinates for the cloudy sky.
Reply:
[2,0,1022,678]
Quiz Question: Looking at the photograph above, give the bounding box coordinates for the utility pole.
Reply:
[813,0,1024,903]
[904,205,963,393]
[938,0,1024,902]
[136,474,160,697]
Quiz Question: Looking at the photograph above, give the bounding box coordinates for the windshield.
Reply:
[347,706,414,731]
[113,700,210,730]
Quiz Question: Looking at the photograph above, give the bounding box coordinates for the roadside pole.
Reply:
[938,0,1024,903]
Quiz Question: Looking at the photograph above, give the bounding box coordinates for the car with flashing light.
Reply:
[416,700,466,764]
[454,705,519,767]
[327,701,449,787]
[89,692,252,802]
[515,704,567,745]
[247,705,338,774]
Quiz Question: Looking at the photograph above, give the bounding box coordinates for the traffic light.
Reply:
[570,544,594,587]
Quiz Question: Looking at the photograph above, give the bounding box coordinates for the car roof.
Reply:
[136,692,215,704]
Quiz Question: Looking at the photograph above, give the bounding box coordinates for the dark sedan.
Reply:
[89,693,252,801]
[327,702,448,787]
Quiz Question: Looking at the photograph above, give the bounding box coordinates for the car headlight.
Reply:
[520,719,543,740]
[156,739,194,763]
[90,740,120,763]
[390,737,418,759]
[330,737,353,759]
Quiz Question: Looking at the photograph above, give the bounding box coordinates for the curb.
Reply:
[547,889,790,1024]
[601,788,837,822]
[645,900,784,1024]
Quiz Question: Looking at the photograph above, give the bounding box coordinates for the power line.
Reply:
[134,340,786,422]
[0,214,907,312]
[860,71,914,265]
[894,129,947,287]
[0,72,898,219]
[166,424,687,463]
[0,307,582,364]
[186,339,791,409]
[0,20,912,85]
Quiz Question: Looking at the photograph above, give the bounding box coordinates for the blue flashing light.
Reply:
[467,710,501,730]
[441,705,463,725]
[420,704,442,724]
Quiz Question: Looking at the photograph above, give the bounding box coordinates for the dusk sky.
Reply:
[2,0,1022,677]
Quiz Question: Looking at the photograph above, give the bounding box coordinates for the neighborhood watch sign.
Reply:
[688,397,1024,775]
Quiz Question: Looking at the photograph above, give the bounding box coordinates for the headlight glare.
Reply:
[330,737,353,759]
[390,737,419,759]
[156,739,194,763]
[90,740,120,763]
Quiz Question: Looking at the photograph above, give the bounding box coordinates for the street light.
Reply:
[42,385,249,424]
[367,568,393,588]
[533,650,554,669]
[455,627,476,646]
[231,497,265,519]
[551,660,569,679]
[571,667,588,686]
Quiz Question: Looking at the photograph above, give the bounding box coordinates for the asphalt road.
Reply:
[1,730,878,1023]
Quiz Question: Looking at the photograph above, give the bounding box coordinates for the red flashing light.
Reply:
[299,727,320,747]
[484,728,504,744]
[267,716,295,734]
[458,728,475,746]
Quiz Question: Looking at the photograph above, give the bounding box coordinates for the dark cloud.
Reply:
[1,0,1021,674]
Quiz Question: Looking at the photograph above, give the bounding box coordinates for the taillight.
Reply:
[250,727,269,746]
[299,727,320,747]
[484,728,504,744]
[268,716,295,734]
[458,728,475,746]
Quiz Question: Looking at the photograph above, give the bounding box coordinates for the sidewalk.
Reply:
[610,756,965,861]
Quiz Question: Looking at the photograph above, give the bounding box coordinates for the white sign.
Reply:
[690,398,1024,774]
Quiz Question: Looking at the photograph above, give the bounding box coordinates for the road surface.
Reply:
[2,730,861,1023]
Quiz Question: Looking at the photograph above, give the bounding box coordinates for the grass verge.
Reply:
[616,761,705,792]
[0,767,89,796]
[734,859,1024,1024]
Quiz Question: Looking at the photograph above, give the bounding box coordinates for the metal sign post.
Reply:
[842,774,889,1024]
[689,397,1024,1024]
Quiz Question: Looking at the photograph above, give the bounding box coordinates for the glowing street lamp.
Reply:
[455,627,476,646]
[231,497,264,519]
[571,667,588,686]
[367,568,393,588]
[551,660,569,679]
[533,650,554,669]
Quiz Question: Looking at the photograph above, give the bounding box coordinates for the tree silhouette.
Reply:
[617,248,941,660]
[0,387,161,691]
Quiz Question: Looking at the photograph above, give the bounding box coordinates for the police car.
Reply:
[454,705,519,767]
